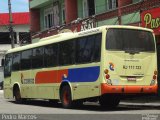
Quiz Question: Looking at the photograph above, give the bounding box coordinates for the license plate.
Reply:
[127,77,136,81]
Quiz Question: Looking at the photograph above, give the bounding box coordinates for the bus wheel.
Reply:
[99,95,120,109]
[14,87,22,104]
[60,85,73,108]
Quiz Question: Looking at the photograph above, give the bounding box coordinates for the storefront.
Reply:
[141,7,160,43]
[141,7,160,94]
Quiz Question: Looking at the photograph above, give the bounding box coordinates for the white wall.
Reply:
[0,24,30,32]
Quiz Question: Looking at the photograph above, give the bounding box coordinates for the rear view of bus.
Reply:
[100,26,157,107]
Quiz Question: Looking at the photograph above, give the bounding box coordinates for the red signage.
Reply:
[141,8,160,35]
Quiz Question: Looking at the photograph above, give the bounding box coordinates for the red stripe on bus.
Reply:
[35,69,68,84]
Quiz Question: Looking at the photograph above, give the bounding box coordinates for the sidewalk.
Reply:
[121,96,160,106]
[120,101,160,106]
[122,95,160,101]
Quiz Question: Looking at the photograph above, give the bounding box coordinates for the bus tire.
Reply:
[60,85,73,109]
[14,86,23,104]
[99,95,120,109]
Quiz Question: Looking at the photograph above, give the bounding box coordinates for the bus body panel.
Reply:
[103,52,157,86]
[11,63,101,100]
[101,27,157,95]
[3,77,13,99]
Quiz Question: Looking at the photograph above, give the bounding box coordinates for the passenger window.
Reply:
[76,33,102,63]
[12,52,20,71]
[4,54,12,78]
[21,50,32,70]
[93,34,101,62]
[59,40,75,65]
[32,47,44,69]
[44,44,58,67]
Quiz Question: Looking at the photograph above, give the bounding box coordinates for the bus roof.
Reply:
[6,25,153,54]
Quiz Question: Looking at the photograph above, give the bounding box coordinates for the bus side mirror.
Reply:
[1,59,4,67]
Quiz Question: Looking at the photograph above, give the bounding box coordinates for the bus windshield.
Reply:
[106,28,155,53]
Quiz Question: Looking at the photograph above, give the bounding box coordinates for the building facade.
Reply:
[29,0,160,42]
[0,12,31,82]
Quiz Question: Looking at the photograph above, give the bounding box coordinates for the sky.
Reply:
[0,0,29,13]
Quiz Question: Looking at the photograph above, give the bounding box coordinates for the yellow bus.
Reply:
[2,25,158,108]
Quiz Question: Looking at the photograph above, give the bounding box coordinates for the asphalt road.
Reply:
[0,90,160,120]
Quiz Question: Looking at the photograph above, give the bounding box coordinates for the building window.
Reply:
[19,32,31,44]
[0,32,17,44]
[44,7,54,29]
[83,0,95,18]
[44,2,60,29]
[53,2,60,27]
[106,0,118,10]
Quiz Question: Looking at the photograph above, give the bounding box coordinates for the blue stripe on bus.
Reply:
[62,66,100,82]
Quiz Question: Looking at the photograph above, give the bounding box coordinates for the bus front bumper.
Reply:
[101,83,158,95]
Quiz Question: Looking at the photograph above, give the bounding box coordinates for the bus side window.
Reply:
[12,52,21,71]
[21,50,32,70]
[59,40,75,66]
[76,37,91,63]
[4,54,12,78]
[44,44,58,67]
[32,47,44,69]
[93,33,102,62]
[76,33,101,64]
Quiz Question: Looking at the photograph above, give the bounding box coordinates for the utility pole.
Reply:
[8,0,15,48]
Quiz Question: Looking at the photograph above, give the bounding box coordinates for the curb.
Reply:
[120,102,160,106]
